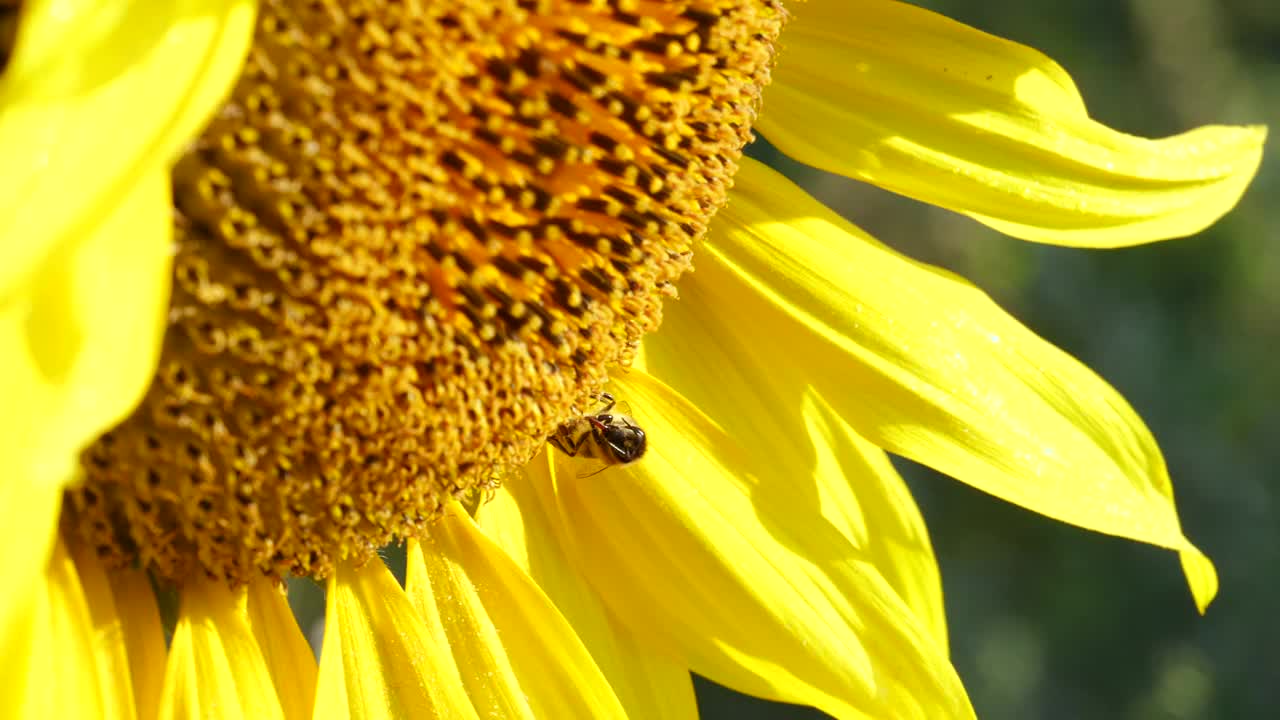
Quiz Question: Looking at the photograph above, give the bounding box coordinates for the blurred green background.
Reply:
[704,0,1279,718]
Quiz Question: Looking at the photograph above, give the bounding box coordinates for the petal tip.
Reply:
[1178,545,1218,615]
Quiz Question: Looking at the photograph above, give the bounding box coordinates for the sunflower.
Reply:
[1,0,1264,718]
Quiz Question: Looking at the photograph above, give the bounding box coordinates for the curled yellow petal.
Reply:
[540,370,973,719]
[0,0,255,295]
[314,559,478,720]
[0,170,172,667]
[759,0,1265,247]
[159,580,285,720]
[0,1,252,702]
[406,505,629,720]
[0,167,173,507]
[478,472,700,720]
[708,159,1215,611]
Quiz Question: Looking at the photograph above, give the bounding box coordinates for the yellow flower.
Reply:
[1,1,1264,719]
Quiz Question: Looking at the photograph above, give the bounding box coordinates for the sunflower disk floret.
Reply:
[65,0,784,586]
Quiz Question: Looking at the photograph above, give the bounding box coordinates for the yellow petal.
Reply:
[0,165,172,491]
[108,568,168,720]
[642,278,948,650]
[759,0,1265,247]
[159,580,286,720]
[405,505,629,720]
[0,10,254,618]
[477,470,699,719]
[313,560,478,720]
[0,471,62,714]
[0,0,255,295]
[802,396,950,651]
[3,538,118,720]
[0,170,172,679]
[68,543,141,719]
[541,371,973,719]
[708,158,1216,611]
[247,579,317,720]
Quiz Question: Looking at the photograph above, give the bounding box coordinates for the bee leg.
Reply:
[597,392,616,414]
[548,433,571,455]
[550,429,588,458]
[564,429,594,457]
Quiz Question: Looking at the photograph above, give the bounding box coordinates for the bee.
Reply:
[548,392,647,467]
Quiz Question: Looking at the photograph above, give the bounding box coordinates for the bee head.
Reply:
[602,422,646,464]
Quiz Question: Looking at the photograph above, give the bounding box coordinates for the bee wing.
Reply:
[575,460,613,479]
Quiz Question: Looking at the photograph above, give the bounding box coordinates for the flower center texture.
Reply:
[65,0,784,585]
